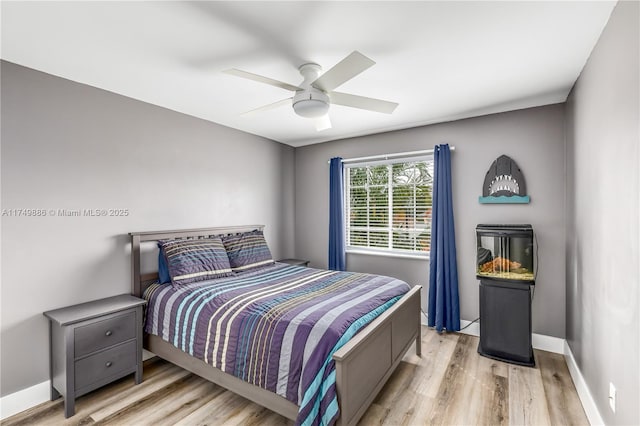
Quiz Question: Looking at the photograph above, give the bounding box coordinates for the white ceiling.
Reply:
[1,1,615,147]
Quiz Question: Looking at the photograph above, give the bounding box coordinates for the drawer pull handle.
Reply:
[105,361,113,368]
[105,330,113,337]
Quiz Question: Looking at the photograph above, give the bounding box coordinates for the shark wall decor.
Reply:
[479,155,530,204]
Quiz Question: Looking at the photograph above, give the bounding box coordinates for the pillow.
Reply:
[157,245,171,284]
[223,230,274,272]
[159,237,233,285]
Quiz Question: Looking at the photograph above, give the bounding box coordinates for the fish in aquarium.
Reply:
[478,257,534,280]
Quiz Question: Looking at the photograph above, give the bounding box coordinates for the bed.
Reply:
[130,225,421,426]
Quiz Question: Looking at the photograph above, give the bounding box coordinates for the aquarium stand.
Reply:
[478,279,534,367]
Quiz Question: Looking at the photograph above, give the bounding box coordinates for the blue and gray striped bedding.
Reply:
[144,263,410,426]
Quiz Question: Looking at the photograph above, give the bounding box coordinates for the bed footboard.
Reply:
[333,285,422,426]
[145,285,421,426]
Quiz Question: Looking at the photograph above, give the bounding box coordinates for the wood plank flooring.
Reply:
[2,327,589,426]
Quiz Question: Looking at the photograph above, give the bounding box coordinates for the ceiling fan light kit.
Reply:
[224,51,398,131]
[292,89,329,118]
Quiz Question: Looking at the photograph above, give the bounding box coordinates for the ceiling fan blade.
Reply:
[223,69,302,92]
[314,115,332,131]
[311,51,375,92]
[241,98,292,116]
[330,91,398,114]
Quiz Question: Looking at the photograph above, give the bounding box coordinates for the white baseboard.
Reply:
[421,317,565,354]
[531,332,565,354]
[458,318,480,337]
[564,341,604,425]
[0,380,50,420]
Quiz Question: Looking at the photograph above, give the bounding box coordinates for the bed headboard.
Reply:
[129,224,265,297]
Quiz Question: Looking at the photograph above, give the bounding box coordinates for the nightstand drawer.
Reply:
[75,311,135,357]
[75,340,136,391]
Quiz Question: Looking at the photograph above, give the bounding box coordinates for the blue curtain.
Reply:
[329,157,346,271]
[428,144,460,332]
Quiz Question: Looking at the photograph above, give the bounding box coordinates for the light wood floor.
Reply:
[3,327,589,426]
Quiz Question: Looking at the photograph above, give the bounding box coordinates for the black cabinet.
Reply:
[478,279,534,367]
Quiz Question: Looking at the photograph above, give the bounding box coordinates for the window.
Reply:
[345,157,433,258]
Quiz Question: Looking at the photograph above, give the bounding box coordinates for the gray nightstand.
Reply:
[43,294,146,418]
[278,258,310,267]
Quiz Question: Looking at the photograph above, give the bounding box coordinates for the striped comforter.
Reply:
[144,263,410,426]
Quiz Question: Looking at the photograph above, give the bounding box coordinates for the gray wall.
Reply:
[295,104,566,338]
[565,1,639,424]
[0,61,295,397]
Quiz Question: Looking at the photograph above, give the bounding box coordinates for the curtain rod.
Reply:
[328,146,455,164]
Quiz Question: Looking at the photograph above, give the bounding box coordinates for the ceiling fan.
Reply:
[223,51,399,131]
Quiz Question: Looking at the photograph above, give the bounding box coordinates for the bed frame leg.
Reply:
[416,332,422,357]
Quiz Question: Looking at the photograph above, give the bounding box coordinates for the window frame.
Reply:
[344,155,433,260]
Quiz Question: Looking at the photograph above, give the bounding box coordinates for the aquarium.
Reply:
[476,224,535,283]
